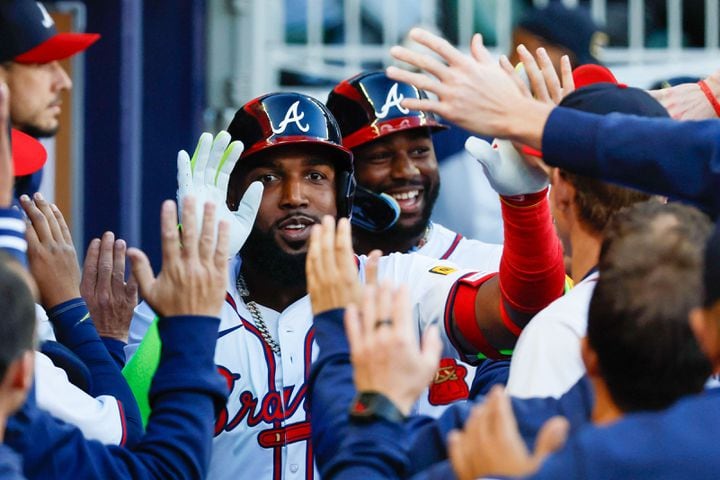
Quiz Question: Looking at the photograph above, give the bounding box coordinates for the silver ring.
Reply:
[374,319,393,329]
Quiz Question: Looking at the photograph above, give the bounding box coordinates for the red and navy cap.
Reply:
[0,0,100,64]
[11,128,47,176]
[327,70,447,150]
[226,92,356,217]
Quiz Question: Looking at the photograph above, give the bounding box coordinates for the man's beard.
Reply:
[390,179,440,239]
[19,123,58,139]
[240,226,307,288]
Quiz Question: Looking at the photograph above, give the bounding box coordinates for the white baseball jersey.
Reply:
[34,351,126,445]
[506,270,599,399]
[413,222,503,415]
[127,252,491,480]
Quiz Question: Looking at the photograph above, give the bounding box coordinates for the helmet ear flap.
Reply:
[336,170,356,218]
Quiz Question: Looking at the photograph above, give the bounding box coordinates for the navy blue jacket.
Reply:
[0,445,24,480]
[309,309,594,479]
[6,315,227,480]
[45,298,143,446]
[542,107,720,217]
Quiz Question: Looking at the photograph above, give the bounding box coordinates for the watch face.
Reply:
[350,393,374,417]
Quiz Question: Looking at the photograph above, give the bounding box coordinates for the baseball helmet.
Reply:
[226,92,355,218]
[327,70,448,150]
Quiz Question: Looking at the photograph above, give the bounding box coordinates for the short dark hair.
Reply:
[588,201,713,412]
[0,253,36,379]
[558,170,652,235]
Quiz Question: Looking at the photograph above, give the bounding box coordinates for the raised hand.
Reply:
[386,28,553,145]
[177,131,263,258]
[649,70,720,120]
[345,283,442,416]
[465,136,549,196]
[127,197,229,318]
[21,193,82,309]
[80,232,138,342]
[306,215,381,315]
[448,386,569,480]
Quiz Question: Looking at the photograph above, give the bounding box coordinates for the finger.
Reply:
[19,195,53,243]
[198,201,217,262]
[214,219,230,270]
[488,386,518,438]
[559,55,575,97]
[447,430,474,480]
[24,217,40,252]
[501,57,531,97]
[97,231,115,293]
[375,279,393,339]
[533,416,570,462]
[420,325,443,377]
[127,247,155,297]
[205,131,231,187]
[177,149,192,200]
[125,269,139,300]
[364,249,382,286]
[536,48,563,104]
[469,33,493,63]
[306,224,323,293]
[344,303,363,355]
[517,44,549,103]
[385,64,445,96]
[335,217,357,285]
[233,181,263,225]
[80,238,101,295]
[112,238,127,292]
[33,192,64,242]
[190,132,213,183]
[319,215,340,286]
[160,199,182,266]
[179,196,200,259]
[408,27,472,68]
[217,139,243,194]
[50,203,73,244]
[391,45,451,81]
[361,283,378,340]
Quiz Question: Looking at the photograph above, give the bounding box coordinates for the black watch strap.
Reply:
[349,391,406,424]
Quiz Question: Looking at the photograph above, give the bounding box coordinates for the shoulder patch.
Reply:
[429,265,457,275]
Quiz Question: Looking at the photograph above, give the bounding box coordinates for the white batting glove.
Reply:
[465,136,549,196]
[177,131,263,258]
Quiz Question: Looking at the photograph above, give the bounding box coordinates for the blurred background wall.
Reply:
[43,0,719,268]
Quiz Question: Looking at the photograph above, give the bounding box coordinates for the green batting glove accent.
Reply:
[190,140,203,171]
[564,275,574,294]
[476,349,513,361]
[122,316,162,427]
[214,141,237,186]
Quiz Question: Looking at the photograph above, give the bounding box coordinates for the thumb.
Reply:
[465,136,498,170]
[127,247,155,298]
[232,181,263,225]
[532,416,570,465]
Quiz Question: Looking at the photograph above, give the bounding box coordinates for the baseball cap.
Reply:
[0,0,100,64]
[559,83,670,118]
[703,221,720,307]
[11,128,47,176]
[518,0,604,65]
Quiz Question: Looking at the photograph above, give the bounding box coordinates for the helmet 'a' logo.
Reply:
[36,2,55,29]
[271,101,310,134]
[374,83,410,119]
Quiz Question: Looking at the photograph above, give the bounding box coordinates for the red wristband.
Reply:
[698,80,720,117]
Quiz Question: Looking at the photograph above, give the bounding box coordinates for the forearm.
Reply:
[543,107,720,215]
[47,298,143,446]
[450,191,565,359]
[308,309,358,473]
[322,421,411,480]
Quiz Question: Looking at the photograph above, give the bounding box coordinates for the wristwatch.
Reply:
[349,391,406,424]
